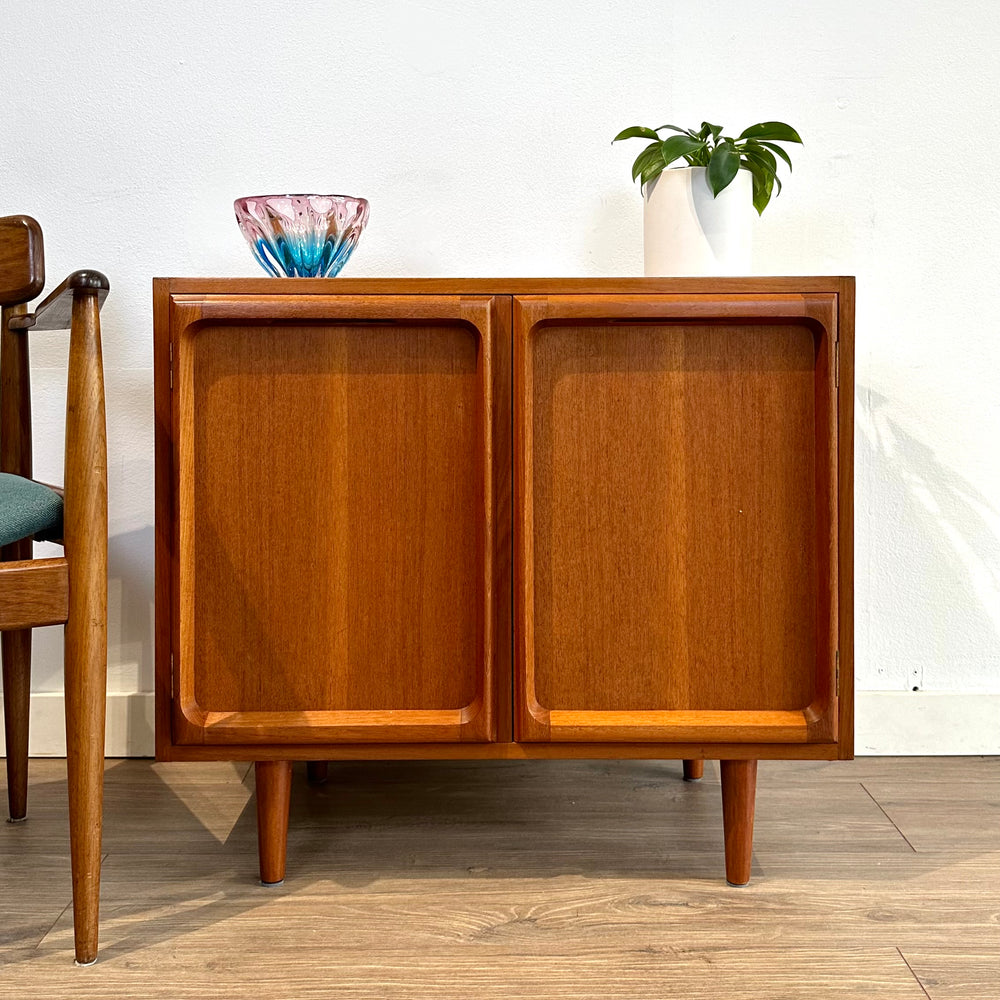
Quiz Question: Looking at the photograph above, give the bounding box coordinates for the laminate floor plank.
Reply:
[278,759,912,859]
[1,756,997,998]
[0,852,72,953]
[859,778,1000,852]
[52,844,1000,950]
[900,949,1000,999]
[0,759,255,854]
[7,945,930,1000]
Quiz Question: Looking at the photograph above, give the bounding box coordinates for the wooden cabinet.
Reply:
[155,277,854,886]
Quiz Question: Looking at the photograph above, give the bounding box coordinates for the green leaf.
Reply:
[707,141,740,196]
[631,144,665,183]
[743,161,775,214]
[701,121,723,141]
[743,142,778,175]
[613,125,661,143]
[756,140,794,171]
[659,134,706,167]
[641,162,665,192]
[654,124,696,136]
[737,121,802,144]
[743,149,782,199]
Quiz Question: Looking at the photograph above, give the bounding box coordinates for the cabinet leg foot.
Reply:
[255,761,292,886]
[306,761,329,785]
[682,759,704,781]
[720,759,757,886]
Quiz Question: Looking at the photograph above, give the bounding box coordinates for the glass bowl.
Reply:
[234,194,370,277]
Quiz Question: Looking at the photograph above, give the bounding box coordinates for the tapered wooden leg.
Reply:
[2,534,34,823]
[64,631,107,965]
[2,310,36,815]
[682,758,704,781]
[720,759,757,886]
[2,628,32,821]
[63,289,108,965]
[256,761,292,886]
[306,761,329,785]
[63,561,108,966]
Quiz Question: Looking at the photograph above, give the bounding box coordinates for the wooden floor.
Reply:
[0,756,997,997]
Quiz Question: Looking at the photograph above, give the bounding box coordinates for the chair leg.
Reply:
[63,611,107,965]
[2,628,32,821]
[62,286,108,965]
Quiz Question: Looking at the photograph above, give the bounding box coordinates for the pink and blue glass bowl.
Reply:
[234,194,370,277]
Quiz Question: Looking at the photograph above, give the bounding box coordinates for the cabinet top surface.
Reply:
[155,276,854,296]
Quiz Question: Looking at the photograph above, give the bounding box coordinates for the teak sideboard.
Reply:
[154,277,854,886]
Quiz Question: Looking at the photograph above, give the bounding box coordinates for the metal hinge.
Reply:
[169,342,174,390]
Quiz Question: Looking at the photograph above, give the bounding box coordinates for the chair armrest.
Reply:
[8,270,109,331]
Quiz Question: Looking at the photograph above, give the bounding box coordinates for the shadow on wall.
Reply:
[109,525,155,692]
[103,525,156,754]
[858,384,1000,690]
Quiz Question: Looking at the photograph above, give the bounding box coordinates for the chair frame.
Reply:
[0,214,108,965]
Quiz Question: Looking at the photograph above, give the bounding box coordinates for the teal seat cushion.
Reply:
[0,473,63,547]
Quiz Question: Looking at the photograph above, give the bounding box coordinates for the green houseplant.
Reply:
[613,120,802,214]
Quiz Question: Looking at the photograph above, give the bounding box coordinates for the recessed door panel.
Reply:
[515,294,839,743]
[170,295,510,744]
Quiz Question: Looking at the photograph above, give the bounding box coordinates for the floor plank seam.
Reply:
[896,947,933,999]
[35,901,72,951]
[860,782,918,852]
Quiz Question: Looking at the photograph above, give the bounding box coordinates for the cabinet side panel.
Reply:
[838,279,855,757]
[154,279,175,757]
[186,321,482,714]
[531,319,818,713]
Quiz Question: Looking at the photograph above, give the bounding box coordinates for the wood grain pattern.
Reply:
[514,293,840,744]
[28,269,109,331]
[1,299,37,826]
[0,558,69,628]
[61,288,108,964]
[153,278,175,761]
[151,271,855,892]
[1,223,109,965]
[169,294,508,746]
[1,302,33,477]
[1,758,994,997]
[720,759,757,885]
[0,214,44,305]
[156,276,854,296]
[900,950,1000,999]
[837,277,856,758]
[255,761,292,885]
[153,740,843,762]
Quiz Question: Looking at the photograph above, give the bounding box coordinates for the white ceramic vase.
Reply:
[643,166,753,276]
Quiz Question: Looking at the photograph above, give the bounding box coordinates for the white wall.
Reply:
[2,0,998,754]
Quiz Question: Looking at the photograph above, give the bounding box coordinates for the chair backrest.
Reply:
[0,215,45,307]
[0,216,40,482]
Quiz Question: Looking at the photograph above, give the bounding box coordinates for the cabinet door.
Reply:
[514,293,842,744]
[168,294,511,745]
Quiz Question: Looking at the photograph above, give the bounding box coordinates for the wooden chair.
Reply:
[0,214,108,964]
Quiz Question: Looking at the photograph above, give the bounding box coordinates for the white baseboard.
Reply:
[854,691,1000,755]
[1,691,997,758]
[0,691,155,757]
